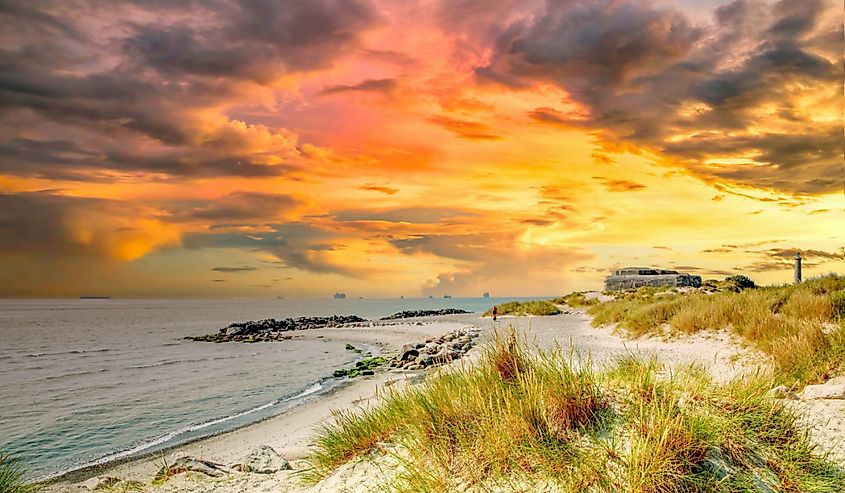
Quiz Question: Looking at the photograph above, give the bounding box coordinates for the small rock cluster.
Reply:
[80,446,292,490]
[388,327,480,371]
[186,315,368,343]
[380,308,471,320]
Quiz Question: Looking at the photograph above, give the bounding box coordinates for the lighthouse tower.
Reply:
[794,252,802,284]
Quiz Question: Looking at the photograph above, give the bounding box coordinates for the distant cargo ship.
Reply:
[79,295,111,300]
[443,294,452,299]
[333,292,347,299]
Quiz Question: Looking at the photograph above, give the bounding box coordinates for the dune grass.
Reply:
[0,453,38,493]
[553,292,600,308]
[482,300,561,317]
[307,330,843,491]
[587,275,845,386]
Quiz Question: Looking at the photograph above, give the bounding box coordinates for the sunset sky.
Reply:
[0,0,842,298]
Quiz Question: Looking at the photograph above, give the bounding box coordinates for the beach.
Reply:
[44,306,845,492]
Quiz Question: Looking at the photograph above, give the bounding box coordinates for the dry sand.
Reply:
[46,310,844,492]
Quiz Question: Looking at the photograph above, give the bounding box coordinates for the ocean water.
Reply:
[0,297,514,479]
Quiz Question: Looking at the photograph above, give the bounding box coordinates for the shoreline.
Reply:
[43,318,477,491]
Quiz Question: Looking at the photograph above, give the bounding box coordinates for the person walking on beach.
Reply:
[492,305,498,322]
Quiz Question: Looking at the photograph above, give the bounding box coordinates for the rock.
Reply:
[155,455,231,482]
[400,343,417,354]
[362,370,374,376]
[399,348,419,362]
[380,308,472,320]
[238,445,291,474]
[187,315,369,343]
[415,354,434,367]
[802,383,845,400]
[80,476,120,491]
[769,385,798,400]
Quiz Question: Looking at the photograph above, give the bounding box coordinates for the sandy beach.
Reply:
[44,309,845,492]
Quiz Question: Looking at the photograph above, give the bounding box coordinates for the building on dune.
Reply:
[604,267,702,291]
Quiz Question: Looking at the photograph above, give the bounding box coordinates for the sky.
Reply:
[0,0,842,298]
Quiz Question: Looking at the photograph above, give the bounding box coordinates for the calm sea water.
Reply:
[0,297,515,479]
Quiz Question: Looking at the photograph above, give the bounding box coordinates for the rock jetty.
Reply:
[380,308,471,320]
[186,315,368,343]
[388,327,480,370]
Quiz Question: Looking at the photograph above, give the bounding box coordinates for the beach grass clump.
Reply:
[0,452,38,493]
[553,291,599,307]
[588,275,845,386]
[307,330,844,491]
[482,300,561,317]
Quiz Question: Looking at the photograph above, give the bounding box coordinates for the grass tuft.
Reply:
[482,300,561,317]
[0,452,38,493]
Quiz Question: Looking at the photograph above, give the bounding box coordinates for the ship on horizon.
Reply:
[79,295,111,300]
[333,292,347,299]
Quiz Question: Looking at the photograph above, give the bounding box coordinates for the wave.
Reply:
[127,353,254,369]
[27,348,110,358]
[44,368,107,380]
[52,380,330,479]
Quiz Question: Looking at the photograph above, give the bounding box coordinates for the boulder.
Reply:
[769,385,798,400]
[237,445,291,474]
[802,383,845,400]
[400,343,418,354]
[399,348,419,362]
[415,354,434,367]
[155,455,231,482]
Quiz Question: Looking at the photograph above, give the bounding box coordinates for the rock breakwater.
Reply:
[380,308,471,320]
[388,327,480,370]
[186,315,368,343]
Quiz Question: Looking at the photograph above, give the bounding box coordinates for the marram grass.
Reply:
[307,329,845,491]
[0,452,38,493]
[482,300,561,317]
[587,275,845,386]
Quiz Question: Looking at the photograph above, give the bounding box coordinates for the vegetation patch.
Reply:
[308,330,844,491]
[482,300,561,317]
[0,452,38,493]
[553,292,600,307]
[333,356,387,378]
[588,275,845,386]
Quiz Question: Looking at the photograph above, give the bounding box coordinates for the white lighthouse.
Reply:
[794,252,802,284]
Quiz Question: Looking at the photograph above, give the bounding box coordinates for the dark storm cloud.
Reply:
[125,0,378,82]
[0,0,378,181]
[594,177,647,192]
[211,266,257,273]
[184,223,369,277]
[318,78,398,96]
[0,191,174,258]
[168,192,302,224]
[333,207,476,224]
[477,0,842,195]
[426,116,503,140]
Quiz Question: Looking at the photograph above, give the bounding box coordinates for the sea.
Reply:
[0,297,519,480]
